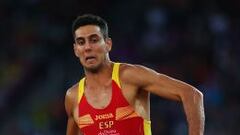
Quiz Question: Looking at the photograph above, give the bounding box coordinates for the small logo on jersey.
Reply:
[116,106,138,121]
[78,114,94,128]
[95,113,114,121]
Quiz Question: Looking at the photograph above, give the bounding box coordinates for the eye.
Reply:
[76,39,85,46]
[90,37,99,44]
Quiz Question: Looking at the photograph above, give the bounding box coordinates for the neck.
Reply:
[84,61,113,86]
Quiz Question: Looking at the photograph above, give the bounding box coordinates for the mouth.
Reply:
[85,56,96,62]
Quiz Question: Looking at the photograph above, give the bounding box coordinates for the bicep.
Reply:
[65,89,82,135]
[126,65,193,101]
[144,72,192,101]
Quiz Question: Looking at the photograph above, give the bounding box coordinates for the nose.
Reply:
[84,41,92,51]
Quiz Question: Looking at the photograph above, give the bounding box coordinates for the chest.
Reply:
[84,84,112,109]
[72,85,131,128]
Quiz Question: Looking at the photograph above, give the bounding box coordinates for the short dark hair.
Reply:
[72,14,109,39]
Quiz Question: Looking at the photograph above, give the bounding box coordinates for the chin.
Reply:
[84,63,101,73]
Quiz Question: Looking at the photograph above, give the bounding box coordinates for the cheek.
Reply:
[101,44,109,53]
[75,46,84,58]
[94,45,106,54]
[75,46,83,56]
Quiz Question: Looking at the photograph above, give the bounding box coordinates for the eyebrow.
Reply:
[75,33,100,41]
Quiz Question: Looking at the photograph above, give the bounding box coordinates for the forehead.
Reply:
[75,25,102,38]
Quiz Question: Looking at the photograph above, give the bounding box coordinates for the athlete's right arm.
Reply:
[65,88,82,135]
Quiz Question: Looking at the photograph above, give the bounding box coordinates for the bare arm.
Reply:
[66,116,80,135]
[65,89,82,135]
[123,64,205,135]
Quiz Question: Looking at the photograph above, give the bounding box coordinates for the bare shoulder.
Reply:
[120,63,157,75]
[65,83,79,116]
[119,63,139,82]
[119,63,158,86]
[66,83,79,101]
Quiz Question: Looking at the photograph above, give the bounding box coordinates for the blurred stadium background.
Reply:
[0,0,240,134]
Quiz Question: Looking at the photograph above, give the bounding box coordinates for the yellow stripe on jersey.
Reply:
[78,77,85,103]
[144,120,152,135]
[112,63,121,88]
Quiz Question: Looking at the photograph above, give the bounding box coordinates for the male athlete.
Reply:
[65,14,205,135]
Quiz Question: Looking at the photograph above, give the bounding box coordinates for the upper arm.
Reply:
[65,90,73,117]
[122,64,201,101]
[65,88,81,135]
[66,115,80,135]
[121,64,205,134]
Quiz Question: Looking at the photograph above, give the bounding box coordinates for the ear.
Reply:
[105,38,112,52]
[73,43,79,57]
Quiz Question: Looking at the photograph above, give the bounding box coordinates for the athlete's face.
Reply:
[73,25,112,71]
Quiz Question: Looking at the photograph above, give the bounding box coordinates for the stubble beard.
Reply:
[83,61,103,73]
[82,54,110,73]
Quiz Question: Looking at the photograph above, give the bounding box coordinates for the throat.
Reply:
[84,84,113,109]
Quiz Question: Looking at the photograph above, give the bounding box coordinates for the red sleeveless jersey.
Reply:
[76,63,151,135]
